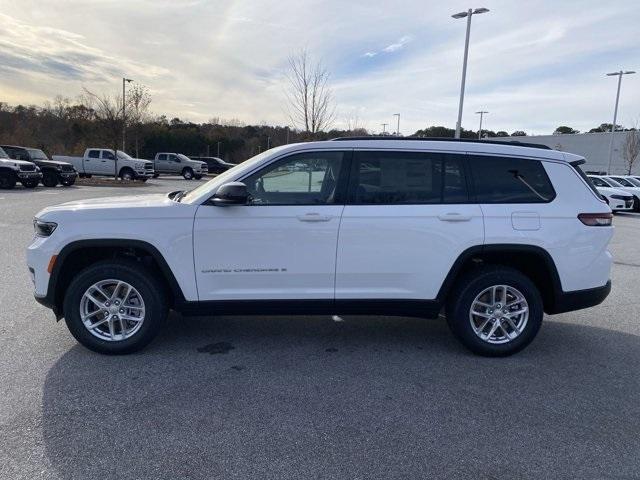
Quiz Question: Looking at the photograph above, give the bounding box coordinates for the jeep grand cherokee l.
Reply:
[27,138,613,356]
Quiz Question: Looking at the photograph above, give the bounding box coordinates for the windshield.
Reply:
[604,177,623,187]
[0,147,8,159]
[27,148,48,160]
[625,177,640,187]
[180,147,287,204]
[117,151,134,161]
[178,154,191,162]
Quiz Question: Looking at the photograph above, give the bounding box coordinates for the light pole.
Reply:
[452,7,489,139]
[606,70,635,174]
[122,77,133,150]
[217,141,221,157]
[381,123,388,135]
[475,110,488,139]
[393,113,400,136]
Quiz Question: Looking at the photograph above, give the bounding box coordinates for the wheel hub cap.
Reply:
[79,279,145,341]
[469,284,529,345]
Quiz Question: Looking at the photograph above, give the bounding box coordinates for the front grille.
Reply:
[19,163,36,172]
[61,164,74,172]
[144,163,153,170]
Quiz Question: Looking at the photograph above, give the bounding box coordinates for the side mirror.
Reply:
[211,182,248,206]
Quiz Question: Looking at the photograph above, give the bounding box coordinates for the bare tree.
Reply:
[343,111,368,136]
[623,129,640,174]
[285,50,335,135]
[126,84,152,157]
[83,88,123,179]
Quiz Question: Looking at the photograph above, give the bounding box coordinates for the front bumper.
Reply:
[547,280,611,314]
[17,171,43,181]
[58,171,78,181]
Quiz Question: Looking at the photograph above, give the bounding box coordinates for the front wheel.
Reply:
[42,171,59,187]
[120,168,134,181]
[446,266,543,357]
[182,168,194,180]
[63,260,168,354]
[0,172,16,189]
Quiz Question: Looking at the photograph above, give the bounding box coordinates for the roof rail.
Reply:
[329,136,552,150]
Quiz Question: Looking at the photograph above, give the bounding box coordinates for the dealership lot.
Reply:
[1,179,640,479]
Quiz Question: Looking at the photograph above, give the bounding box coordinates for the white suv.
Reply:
[27,138,613,356]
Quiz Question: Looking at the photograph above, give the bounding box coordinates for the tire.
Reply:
[633,196,640,212]
[61,179,76,186]
[182,168,194,180]
[153,173,160,178]
[0,171,16,189]
[446,266,543,357]
[63,260,168,354]
[119,168,134,181]
[21,179,39,188]
[42,170,59,187]
[194,175,202,180]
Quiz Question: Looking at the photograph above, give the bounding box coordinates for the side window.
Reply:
[88,150,100,159]
[469,156,555,203]
[102,151,115,160]
[243,151,347,205]
[349,151,468,204]
[169,154,179,162]
[157,154,166,161]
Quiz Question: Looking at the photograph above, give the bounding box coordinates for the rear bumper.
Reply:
[547,280,611,314]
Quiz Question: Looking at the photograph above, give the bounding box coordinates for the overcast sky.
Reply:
[0,0,638,135]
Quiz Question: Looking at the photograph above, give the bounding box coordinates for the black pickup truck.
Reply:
[1,145,78,187]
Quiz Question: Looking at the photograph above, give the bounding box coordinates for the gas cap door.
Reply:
[511,211,541,231]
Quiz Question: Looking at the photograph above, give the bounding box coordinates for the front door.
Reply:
[193,150,350,301]
[99,150,117,176]
[336,150,484,301]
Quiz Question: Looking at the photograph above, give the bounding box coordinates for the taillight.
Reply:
[578,213,613,226]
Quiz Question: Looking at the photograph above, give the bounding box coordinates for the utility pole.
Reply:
[217,141,221,157]
[606,70,635,174]
[452,8,489,138]
[393,113,400,136]
[122,77,132,150]
[475,110,488,139]
[381,123,388,135]
[267,136,271,149]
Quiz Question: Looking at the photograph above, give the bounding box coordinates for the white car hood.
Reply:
[53,193,171,210]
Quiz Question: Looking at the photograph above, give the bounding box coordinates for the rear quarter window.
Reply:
[468,155,556,203]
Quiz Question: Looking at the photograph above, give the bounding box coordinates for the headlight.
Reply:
[33,219,57,237]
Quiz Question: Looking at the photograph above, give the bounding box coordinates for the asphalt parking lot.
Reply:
[1,178,640,479]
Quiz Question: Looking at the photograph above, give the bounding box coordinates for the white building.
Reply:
[501,131,637,175]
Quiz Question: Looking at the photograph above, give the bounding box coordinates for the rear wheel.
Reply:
[0,171,16,189]
[182,167,194,180]
[42,170,59,187]
[446,266,543,357]
[63,260,168,354]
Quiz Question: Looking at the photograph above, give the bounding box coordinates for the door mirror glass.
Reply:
[212,182,248,206]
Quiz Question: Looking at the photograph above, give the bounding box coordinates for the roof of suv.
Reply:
[281,138,580,163]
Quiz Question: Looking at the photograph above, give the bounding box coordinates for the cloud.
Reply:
[363,35,411,58]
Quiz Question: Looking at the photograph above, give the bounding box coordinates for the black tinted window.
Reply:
[469,156,555,203]
[88,150,100,159]
[102,151,115,160]
[244,151,346,205]
[350,151,468,204]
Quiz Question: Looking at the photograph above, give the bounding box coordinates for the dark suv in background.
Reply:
[1,145,77,187]
[189,156,235,174]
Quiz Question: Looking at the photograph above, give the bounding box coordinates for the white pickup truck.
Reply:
[53,148,154,181]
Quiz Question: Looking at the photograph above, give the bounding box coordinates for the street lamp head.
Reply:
[473,7,489,14]
[452,11,469,18]
[124,77,133,83]
[623,71,636,75]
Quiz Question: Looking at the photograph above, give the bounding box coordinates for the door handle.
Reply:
[438,213,472,222]
[297,213,332,222]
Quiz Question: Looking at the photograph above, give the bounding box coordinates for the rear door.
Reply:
[335,150,483,300]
